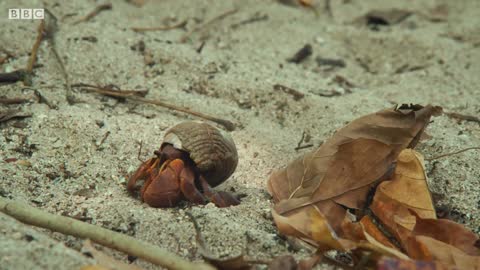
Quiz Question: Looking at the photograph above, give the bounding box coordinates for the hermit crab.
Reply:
[127,121,240,208]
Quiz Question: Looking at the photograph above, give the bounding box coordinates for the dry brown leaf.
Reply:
[268,104,442,266]
[403,215,480,268]
[269,105,441,238]
[368,149,480,268]
[370,149,436,244]
[406,236,480,269]
[272,206,354,251]
[341,214,409,261]
[412,217,480,256]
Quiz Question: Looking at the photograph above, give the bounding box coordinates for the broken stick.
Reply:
[73,3,112,25]
[180,8,238,43]
[132,20,187,32]
[0,198,215,270]
[74,84,236,131]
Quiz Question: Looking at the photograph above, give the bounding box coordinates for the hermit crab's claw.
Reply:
[127,158,159,194]
[199,175,240,207]
[142,159,184,207]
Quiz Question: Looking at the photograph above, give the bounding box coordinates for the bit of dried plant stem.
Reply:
[25,20,46,76]
[74,83,236,131]
[23,9,75,103]
[180,8,238,43]
[425,147,480,161]
[41,9,76,104]
[72,83,148,98]
[0,110,32,123]
[0,198,215,270]
[0,97,29,104]
[132,20,187,32]
[50,44,76,104]
[73,3,112,25]
[33,89,57,109]
[445,111,480,123]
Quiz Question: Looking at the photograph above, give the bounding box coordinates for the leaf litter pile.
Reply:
[268,104,480,269]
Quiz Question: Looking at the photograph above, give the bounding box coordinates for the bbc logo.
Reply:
[8,9,44,19]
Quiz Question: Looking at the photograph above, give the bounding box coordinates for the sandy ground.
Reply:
[1,0,479,269]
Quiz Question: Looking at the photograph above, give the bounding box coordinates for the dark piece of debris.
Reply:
[273,84,304,101]
[355,9,412,30]
[316,57,346,69]
[287,44,312,64]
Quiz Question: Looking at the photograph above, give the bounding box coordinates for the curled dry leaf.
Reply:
[404,215,480,269]
[370,149,436,244]
[268,104,441,248]
[340,214,409,261]
[370,149,480,268]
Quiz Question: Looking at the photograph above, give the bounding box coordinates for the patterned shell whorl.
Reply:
[162,121,238,187]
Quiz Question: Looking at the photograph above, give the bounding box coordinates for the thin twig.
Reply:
[137,140,144,162]
[296,131,306,149]
[72,83,148,98]
[50,44,76,104]
[33,89,57,109]
[294,144,314,151]
[23,19,46,86]
[445,112,480,124]
[74,84,236,131]
[0,198,215,270]
[25,20,46,75]
[425,147,480,161]
[0,97,29,105]
[230,13,268,29]
[180,8,238,43]
[42,10,77,104]
[73,3,112,25]
[132,20,187,32]
[96,131,110,149]
[133,96,235,131]
[295,131,314,151]
[0,110,32,123]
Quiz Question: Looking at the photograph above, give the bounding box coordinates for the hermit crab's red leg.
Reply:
[198,175,240,207]
[127,158,159,194]
[179,165,208,205]
[142,159,183,207]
